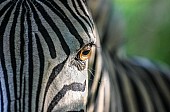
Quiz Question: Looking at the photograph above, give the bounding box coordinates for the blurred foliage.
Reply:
[114,0,170,65]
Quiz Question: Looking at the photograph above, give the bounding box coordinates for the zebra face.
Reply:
[0,0,96,112]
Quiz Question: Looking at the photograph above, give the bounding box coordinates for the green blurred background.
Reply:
[114,0,170,65]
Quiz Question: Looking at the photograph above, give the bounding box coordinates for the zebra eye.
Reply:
[78,44,92,61]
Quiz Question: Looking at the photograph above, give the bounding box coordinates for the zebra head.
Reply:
[0,0,96,111]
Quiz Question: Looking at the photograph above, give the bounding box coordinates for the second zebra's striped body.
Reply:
[0,0,96,111]
[87,0,170,112]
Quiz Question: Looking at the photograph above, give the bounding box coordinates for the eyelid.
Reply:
[78,42,96,52]
[76,42,95,61]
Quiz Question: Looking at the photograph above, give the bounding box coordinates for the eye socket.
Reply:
[77,44,92,61]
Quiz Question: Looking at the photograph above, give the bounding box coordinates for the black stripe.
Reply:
[47,81,86,112]
[26,0,56,59]
[25,1,33,112]
[161,72,170,111]
[123,60,167,112]
[120,60,156,112]
[0,1,17,111]
[67,109,84,112]
[41,58,68,112]
[130,78,144,112]
[142,67,170,112]
[140,76,159,112]
[119,61,144,112]
[76,0,94,29]
[35,33,45,112]
[0,81,4,112]
[59,0,92,40]
[154,64,170,87]
[31,1,70,56]
[40,0,84,47]
[0,1,13,17]
[131,79,146,112]
[22,77,26,112]
[9,1,22,111]
[115,66,128,112]
[127,59,169,111]
[0,0,7,4]
[19,1,26,112]
[72,0,93,31]
[160,71,170,92]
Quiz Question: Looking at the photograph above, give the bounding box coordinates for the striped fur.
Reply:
[0,0,96,111]
[1,0,170,112]
[87,0,170,112]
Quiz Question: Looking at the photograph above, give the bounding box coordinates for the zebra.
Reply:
[87,0,170,112]
[0,0,97,111]
[0,0,170,112]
